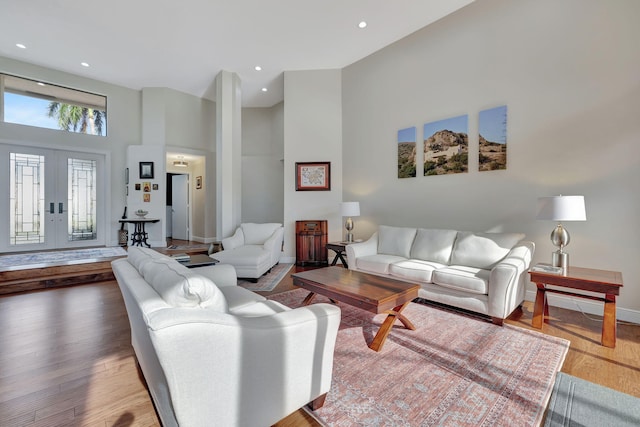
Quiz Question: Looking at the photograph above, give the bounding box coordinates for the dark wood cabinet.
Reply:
[296,220,328,266]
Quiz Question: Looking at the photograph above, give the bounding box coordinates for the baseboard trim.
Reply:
[281,256,296,264]
[525,290,640,325]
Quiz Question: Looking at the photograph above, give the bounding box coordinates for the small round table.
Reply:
[118,218,160,247]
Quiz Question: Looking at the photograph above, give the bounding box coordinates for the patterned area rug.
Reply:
[0,247,127,269]
[237,263,294,292]
[268,289,570,427]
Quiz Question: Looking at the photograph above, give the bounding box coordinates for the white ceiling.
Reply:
[0,0,474,107]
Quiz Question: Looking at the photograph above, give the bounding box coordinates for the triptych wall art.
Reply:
[397,105,507,179]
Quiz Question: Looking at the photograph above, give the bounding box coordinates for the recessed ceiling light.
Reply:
[16,43,26,49]
[37,82,46,86]
[254,66,262,71]
[81,62,90,67]
[358,21,367,29]
[261,88,268,92]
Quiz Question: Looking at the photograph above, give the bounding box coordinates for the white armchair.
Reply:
[214,223,284,281]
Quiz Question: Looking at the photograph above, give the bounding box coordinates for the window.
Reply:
[0,73,107,136]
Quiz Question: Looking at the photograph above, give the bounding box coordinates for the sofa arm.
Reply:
[147,303,341,426]
[488,241,535,320]
[221,227,244,250]
[195,263,237,288]
[345,232,379,270]
[263,226,284,265]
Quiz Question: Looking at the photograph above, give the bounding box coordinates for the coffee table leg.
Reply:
[369,302,414,352]
[301,292,316,306]
[532,283,546,329]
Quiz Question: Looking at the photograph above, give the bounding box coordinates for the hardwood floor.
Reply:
[0,268,638,426]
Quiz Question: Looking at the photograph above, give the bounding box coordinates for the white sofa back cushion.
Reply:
[378,225,417,258]
[141,258,228,311]
[410,228,458,264]
[241,223,282,245]
[450,232,526,269]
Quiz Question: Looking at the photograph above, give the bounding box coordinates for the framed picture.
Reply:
[139,162,154,179]
[135,183,141,191]
[125,168,129,184]
[152,184,159,190]
[143,193,151,203]
[196,176,202,189]
[295,162,331,191]
[143,182,151,192]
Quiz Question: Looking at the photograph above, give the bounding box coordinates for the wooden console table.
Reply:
[529,266,623,348]
[118,218,160,248]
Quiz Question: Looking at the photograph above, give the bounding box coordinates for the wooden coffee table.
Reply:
[291,267,420,351]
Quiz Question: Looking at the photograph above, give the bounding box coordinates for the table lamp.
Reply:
[536,195,586,268]
[341,201,360,242]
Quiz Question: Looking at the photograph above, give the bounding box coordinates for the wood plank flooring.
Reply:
[0,268,638,426]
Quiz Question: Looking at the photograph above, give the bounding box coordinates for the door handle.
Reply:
[59,202,64,214]
[50,203,55,214]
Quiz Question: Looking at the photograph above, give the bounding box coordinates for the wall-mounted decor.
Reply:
[196,176,202,189]
[423,114,469,176]
[143,182,151,192]
[135,183,141,191]
[398,127,417,178]
[295,162,331,191]
[125,168,129,184]
[139,162,154,179]
[152,184,159,190]
[143,193,150,203]
[479,105,507,171]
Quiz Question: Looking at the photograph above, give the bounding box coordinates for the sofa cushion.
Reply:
[450,232,526,269]
[432,265,491,295]
[410,228,458,264]
[141,258,228,310]
[389,259,445,283]
[214,245,271,266]
[241,223,282,245]
[128,246,163,271]
[356,254,407,275]
[378,225,417,258]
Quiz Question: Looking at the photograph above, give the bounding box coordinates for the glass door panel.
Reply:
[0,144,105,252]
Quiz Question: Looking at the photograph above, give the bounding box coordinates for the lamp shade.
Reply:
[536,196,586,221]
[341,201,360,217]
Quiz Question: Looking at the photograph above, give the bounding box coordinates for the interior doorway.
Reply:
[166,173,189,240]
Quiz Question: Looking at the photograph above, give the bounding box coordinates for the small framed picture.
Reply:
[143,193,151,202]
[143,182,151,192]
[295,162,331,191]
[139,162,154,179]
[152,184,159,190]
[196,176,202,189]
[135,183,141,191]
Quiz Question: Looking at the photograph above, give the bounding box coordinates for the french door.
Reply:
[0,144,106,252]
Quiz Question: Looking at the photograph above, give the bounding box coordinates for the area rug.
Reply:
[237,263,293,292]
[268,289,570,427]
[0,246,127,269]
[545,372,640,426]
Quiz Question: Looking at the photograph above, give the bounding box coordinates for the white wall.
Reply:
[283,70,343,262]
[342,0,640,314]
[0,56,141,246]
[242,103,284,224]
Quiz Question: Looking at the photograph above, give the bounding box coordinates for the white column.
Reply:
[215,70,242,240]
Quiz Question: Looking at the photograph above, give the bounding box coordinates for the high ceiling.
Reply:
[0,0,474,107]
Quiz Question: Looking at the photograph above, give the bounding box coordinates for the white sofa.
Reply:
[112,247,341,427]
[346,225,535,324]
[213,223,284,281]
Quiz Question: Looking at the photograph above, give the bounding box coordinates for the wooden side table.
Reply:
[529,265,623,348]
[326,242,348,268]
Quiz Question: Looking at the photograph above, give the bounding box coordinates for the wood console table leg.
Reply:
[602,293,617,348]
[532,283,546,329]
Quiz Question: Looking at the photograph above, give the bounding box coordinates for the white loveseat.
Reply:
[213,223,284,281]
[112,247,341,427]
[346,225,534,324]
